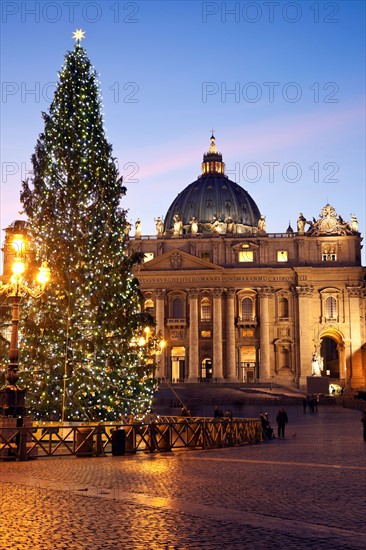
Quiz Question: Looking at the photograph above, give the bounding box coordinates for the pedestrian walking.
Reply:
[361,409,366,442]
[303,397,308,413]
[276,408,288,438]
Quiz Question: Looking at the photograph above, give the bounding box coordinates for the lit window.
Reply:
[325,296,337,319]
[322,244,336,261]
[242,329,254,337]
[201,297,211,321]
[277,250,288,262]
[241,297,253,320]
[239,250,254,262]
[201,330,211,338]
[143,252,154,263]
[144,299,154,316]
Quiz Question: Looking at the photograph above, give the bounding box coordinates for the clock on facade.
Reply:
[320,217,337,233]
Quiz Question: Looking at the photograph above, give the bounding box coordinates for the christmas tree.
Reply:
[18,31,159,421]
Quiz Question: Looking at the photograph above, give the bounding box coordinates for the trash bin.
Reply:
[111,428,125,456]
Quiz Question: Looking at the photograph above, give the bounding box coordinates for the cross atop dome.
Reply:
[208,131,218,154]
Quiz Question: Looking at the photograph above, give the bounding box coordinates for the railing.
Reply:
[129,232,297,240]
[166,318,186,326]
[0,417,263,461]
[236,317,257,326]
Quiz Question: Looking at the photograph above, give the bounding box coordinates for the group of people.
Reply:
[303,395,319,413]
[213,406,233,419]
[260,408,289,439]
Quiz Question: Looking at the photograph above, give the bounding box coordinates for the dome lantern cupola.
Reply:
[201,132,225,175]
[163,134,261,235]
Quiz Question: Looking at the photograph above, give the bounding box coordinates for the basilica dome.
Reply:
[164,135,262,236]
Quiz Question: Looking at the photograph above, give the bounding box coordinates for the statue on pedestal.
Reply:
[297,213,307,233]
[134,219,142,239]
[349,214,359,233]
[155,217,164,237]
[190,217,198,235]
[173,214,183,236]
[226,217,235,234]
[311,352,324,377]
[258,215,266,232]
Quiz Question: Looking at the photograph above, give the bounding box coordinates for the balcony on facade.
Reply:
[167,318,187,327]
[236,316,258,327]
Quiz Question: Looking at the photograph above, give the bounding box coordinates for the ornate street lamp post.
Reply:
[0,239,50,418]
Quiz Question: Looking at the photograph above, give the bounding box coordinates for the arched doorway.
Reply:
[171,346,186,382]
[201,357,212,381]
[320,337,340,378]
[240,345,256,382]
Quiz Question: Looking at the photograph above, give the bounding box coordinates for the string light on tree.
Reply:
[16,33,159,422]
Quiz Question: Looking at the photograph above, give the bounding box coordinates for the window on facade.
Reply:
[277,250,288,262]
[201,330,211,338]
[242,329,254,337]
[144,299,155,316]
[325,296,337,319]
[241,297,253,320]
[172,298,183,318]
[279,297,289,318]
[200,297,211,321]
[239,250,254,262]
[322,244,337,261]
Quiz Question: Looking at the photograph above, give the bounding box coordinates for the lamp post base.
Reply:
[0,386,26,418]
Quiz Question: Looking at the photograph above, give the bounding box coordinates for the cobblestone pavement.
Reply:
[0,404,365,549]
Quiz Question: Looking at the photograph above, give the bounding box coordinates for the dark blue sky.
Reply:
[1,1,365,254]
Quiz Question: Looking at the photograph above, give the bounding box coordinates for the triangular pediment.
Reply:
[141,249,223,271]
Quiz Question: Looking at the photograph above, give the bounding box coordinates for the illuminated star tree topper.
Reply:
[72,28,86,44]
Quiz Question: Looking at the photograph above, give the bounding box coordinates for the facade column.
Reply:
[213,288,224,380]
[226,289,236,380]
[155,289,166,379]
[258,287,274,382]
[346,287,364,388]
[187,289,199,382]
[295,285,314,387]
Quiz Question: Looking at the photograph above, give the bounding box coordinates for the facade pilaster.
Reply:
[346,287,365,388]
[295,285,314,386]
[258,287,274,382]
[155,289,166,378]
[213,288,224,380]
[226,289,236,379]
[187,289,199,381]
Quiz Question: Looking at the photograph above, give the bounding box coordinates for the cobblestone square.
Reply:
[0,404,365,549]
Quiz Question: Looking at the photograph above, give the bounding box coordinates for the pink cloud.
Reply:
[122,99,364,181]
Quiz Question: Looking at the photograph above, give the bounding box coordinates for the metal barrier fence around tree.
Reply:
[0,416,263,461]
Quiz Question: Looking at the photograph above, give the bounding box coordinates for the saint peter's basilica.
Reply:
[130,135,366,390]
